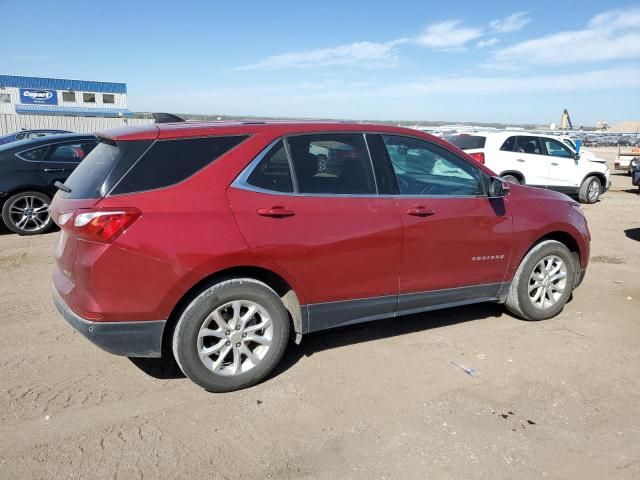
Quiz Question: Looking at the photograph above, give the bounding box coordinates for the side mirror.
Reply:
[574,152,580,161]
[488,176,510,198]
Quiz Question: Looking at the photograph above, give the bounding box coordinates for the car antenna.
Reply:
[152,113,186,124]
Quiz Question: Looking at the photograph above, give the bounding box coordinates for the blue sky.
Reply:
[2,0,639,125]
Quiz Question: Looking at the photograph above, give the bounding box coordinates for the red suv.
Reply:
[51,121,590,392]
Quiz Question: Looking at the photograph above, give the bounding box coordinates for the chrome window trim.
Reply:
[232,131,491,199]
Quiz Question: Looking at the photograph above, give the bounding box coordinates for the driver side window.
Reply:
[543,138,574,158]
[381,135,484,196]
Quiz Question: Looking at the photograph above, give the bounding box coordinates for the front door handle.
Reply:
[43,168,66,172]
[551,162,559,166]
[257,206,296,218]
[406,206,436,217]
[516,159,525,163]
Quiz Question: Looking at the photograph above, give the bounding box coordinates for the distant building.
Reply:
[0,75,132,118]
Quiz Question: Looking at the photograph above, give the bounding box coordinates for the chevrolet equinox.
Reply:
[51,121,590,392]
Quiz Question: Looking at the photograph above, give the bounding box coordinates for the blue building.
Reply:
[0,75,132,118]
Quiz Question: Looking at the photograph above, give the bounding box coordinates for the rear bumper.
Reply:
[53,286,165,358]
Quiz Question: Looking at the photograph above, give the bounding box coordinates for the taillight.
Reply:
[469,152,485,163]
[58,208,141,243]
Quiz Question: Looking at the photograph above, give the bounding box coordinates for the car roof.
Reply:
[96,120,436,142]
[0,133,96,152]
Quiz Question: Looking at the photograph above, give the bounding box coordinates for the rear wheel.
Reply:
[1,191,53,235]
[578,176,601,204]
[505,240,575,321]
[172,279,290,392]
[501,174,521,185]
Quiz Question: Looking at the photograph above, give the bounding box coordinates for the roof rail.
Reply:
[152,113,186,124]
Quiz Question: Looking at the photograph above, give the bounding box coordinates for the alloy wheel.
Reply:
[528,255,568,309]
[8,195,50,233]
[197,300,273,376]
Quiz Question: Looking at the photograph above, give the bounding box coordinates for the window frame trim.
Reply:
[232,131,490,199]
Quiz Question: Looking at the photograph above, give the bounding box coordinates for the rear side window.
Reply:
[112,135,248,195]
[47,141,97,162]
[447,135,486,150]
[246,141,293,193]
[500,136,516,151]
[287,134,375,194]
[515,136,542,155]
[17,146,48,161]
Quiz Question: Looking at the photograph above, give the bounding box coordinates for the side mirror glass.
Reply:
[489,176,510,198]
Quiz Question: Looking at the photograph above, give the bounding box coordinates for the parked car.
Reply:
[560,136,607,165]
[447,131,610,203]
[0,129,72,145]
[51,121,591,392]
[0,133,98,235]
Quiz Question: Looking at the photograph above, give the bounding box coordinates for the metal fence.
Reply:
[0,114,153,135]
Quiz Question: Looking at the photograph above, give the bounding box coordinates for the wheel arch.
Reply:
[162,265,304,357]
[499,170,525,183]
[518,230,583,287]
[580,171,606,187]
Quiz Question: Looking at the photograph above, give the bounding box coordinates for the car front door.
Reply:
[541,136,580,190]
[227,133,403,333]
[38,140,98,190]
[367,134,513,312]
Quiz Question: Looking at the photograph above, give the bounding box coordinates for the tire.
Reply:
[172,278,290,392]
[578,176,601,204]
[505,240,575,321]
[1,191,53,235]
[501,174,521,185]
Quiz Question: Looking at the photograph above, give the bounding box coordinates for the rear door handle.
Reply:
[516,159,525,163]
[43,168,66,172]
[551,162,559,166]
[257,206,296,218]
[406,206,436,217]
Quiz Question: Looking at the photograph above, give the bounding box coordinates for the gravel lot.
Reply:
[1,147,638,479]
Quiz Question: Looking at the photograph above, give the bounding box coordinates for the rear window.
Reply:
[446,135,486,150]
[111,135,248,195]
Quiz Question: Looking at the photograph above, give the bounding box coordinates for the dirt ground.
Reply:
[1,147,639,480]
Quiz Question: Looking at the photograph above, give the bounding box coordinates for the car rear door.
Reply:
[367,134,513,311]
[510,136,550,187]
[37,139,98,190]
[227,133,403,332]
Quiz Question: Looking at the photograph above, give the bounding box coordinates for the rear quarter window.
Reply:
[111,135,249,195]
[61,140,152,199]
[446,135,486,150]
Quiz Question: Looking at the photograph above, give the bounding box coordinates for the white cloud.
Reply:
[494,6,640,64]
[477,38,499,48]
[490,12,531,33]
[231,39,407,71]
[414,20,483,49]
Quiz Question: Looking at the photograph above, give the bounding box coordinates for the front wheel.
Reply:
[1,191,53,235]
[172,279,290,392]
[578,176,601,204]
[505,240,575,321]
[501,174,521,185]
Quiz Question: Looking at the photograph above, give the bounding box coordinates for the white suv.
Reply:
[448,131,610,204]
